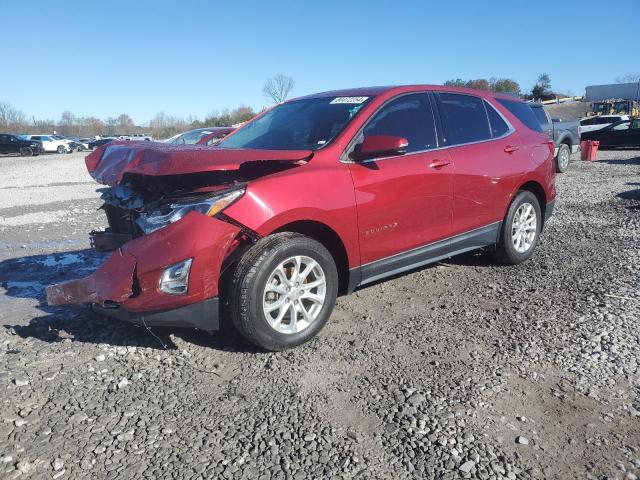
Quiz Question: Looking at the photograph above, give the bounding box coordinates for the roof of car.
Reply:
[293,85,524,102]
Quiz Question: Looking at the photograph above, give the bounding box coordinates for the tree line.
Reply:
[0,102,257,139]
[4,72,635,138]
[0,74,293,138]
[443,73,561,100]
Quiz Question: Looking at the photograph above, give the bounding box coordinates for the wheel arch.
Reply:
[271,220,350,295]
[516,180,547,226]
[558,134,572,148]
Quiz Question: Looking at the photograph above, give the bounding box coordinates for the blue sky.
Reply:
[1,0,638,125]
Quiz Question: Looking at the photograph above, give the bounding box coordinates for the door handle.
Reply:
[429,159,450,169]
[504,145,519,153]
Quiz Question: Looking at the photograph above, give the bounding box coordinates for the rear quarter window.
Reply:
[496,99,544,133]
[484,101,510,138]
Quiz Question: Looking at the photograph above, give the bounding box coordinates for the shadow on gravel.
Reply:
[598,154,640,166]
[441,249,497,267]
[0,250,252,353]
[616,183,640,208]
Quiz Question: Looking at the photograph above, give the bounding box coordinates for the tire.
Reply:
[56,145,66,154]
[555,143,570,173]
[493,191,542,265]
[19,147,33,157]
[229,233,338,351]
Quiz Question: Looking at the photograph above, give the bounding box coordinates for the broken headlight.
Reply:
[136,187,244,234]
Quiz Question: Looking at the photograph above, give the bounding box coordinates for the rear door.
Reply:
[347,92,453,272]
[435,93,523,238]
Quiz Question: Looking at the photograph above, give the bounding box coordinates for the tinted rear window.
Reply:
[497,99,544,133]
[531,106,549,127]
[437,93,491,145]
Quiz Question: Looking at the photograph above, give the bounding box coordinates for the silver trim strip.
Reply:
[358,220,502,268]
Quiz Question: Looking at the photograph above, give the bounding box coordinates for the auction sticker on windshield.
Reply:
[330,97,369,104]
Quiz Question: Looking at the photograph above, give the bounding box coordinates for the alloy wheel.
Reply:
[558,146,570,170]
[262,255,327,334]
[511,203,537,253]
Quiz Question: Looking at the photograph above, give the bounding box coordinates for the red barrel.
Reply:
[580,140,600,161]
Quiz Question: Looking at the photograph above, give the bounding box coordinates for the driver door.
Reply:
[347,93,453,281]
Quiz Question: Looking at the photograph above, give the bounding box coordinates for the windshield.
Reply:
[613,102,628,114]
[218,96,372,150]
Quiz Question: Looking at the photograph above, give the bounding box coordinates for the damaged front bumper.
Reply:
[46,212,241,331]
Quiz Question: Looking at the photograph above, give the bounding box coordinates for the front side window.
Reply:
[361,93,437,153]
[631,120,640,130]
[496,99,544,133]
[437,93,491,145]
[219,96,373,151]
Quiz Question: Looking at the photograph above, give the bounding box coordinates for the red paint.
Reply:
[47,213,240,311]
[85,142,312,186]
[52,85,555,316]
[46,249,136,306]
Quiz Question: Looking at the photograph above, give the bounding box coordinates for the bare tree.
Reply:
[0,101,27,132]
[616,74,640,83]
[263,74,295,104]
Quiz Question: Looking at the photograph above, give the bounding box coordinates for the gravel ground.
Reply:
[0,150,639,479]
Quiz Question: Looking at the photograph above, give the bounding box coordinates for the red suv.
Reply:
[47,85,556,350]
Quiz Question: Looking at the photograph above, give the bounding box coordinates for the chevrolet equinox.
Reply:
[47,85,556,351]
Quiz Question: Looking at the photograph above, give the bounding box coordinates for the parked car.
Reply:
[578,115,630,138]
[46,85,556,351]
[88,138,115,149]
[25,135,70,153]
[528,103,579,173]
[580,118,640,148]
[67,140,86,152]
[164,127,234,146]
[118,134,152,141]
[0,134,44,156]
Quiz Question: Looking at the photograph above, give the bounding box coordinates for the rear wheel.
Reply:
[556,143,570,173]
[19,147,33,157]
[493,191,542,265]
[230,233,338,351]
[56,145,66,154]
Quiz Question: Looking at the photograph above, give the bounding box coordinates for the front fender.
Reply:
[223,165,360,268]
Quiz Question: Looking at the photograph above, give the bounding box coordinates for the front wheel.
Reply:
[493,191,542,265]
[229,233,338,351]
[19,147,33,157]
[56,145,66,154]
[556,143,570,173]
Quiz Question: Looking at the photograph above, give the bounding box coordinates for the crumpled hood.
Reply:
[86,141,313,186]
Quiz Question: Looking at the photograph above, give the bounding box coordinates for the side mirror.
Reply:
[551,118,562,123]
[350,135,408,161]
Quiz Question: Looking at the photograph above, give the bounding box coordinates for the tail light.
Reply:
[544,139,555,156]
